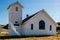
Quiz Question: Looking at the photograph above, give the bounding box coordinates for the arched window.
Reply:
[16,7,18,11]
[39,20,45,30]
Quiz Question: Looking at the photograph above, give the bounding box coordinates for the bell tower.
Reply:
[8,1,23,25]
[8,1,23,36]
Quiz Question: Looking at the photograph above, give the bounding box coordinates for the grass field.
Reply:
[0,32,60,40]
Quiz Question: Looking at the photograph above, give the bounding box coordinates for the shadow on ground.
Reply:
[0,35,53,39]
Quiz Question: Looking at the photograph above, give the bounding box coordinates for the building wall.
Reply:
[21,11,56,36]
[8,25,21,36]
[9,4,22,24]
[8,4,22,36]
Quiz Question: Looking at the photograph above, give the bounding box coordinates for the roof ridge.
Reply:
[22,9,44,23]
[7,1,23,9]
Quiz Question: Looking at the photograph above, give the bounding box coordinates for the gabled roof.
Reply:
[7,1,23,9]
[4,9,57,29]
[22,9,58,26]
[22,10,40,23]
[22,9,45,23]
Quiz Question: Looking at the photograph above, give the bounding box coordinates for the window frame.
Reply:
[16,7,18,11]
[31,24,33,30]
[50,25,52,31]
[39,20,45,30]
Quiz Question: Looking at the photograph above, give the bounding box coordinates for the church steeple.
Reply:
[8,1,23,24]
[7,1,23,10]
[8,1,23,36]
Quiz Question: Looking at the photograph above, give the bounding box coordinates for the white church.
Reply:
[7,2,57,36]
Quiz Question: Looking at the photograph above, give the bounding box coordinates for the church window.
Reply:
[31,24,33,30]
[50,25,52,31]
[39,20,45,30]
[15,21,18,23]
[16,7,18,11]
[14,21,19,26]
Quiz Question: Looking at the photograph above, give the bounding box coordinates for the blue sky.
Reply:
[0,0,60,25]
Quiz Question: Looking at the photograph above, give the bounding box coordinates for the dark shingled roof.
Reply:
[57,22,60,25]
[3,24,8,29]
[22,10,40,23]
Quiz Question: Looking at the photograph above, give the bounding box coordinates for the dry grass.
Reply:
[0,33,60,40]
[0,25,8,36]
[0,32,8,36]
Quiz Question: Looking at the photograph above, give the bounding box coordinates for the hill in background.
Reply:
[0,24,8,36]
